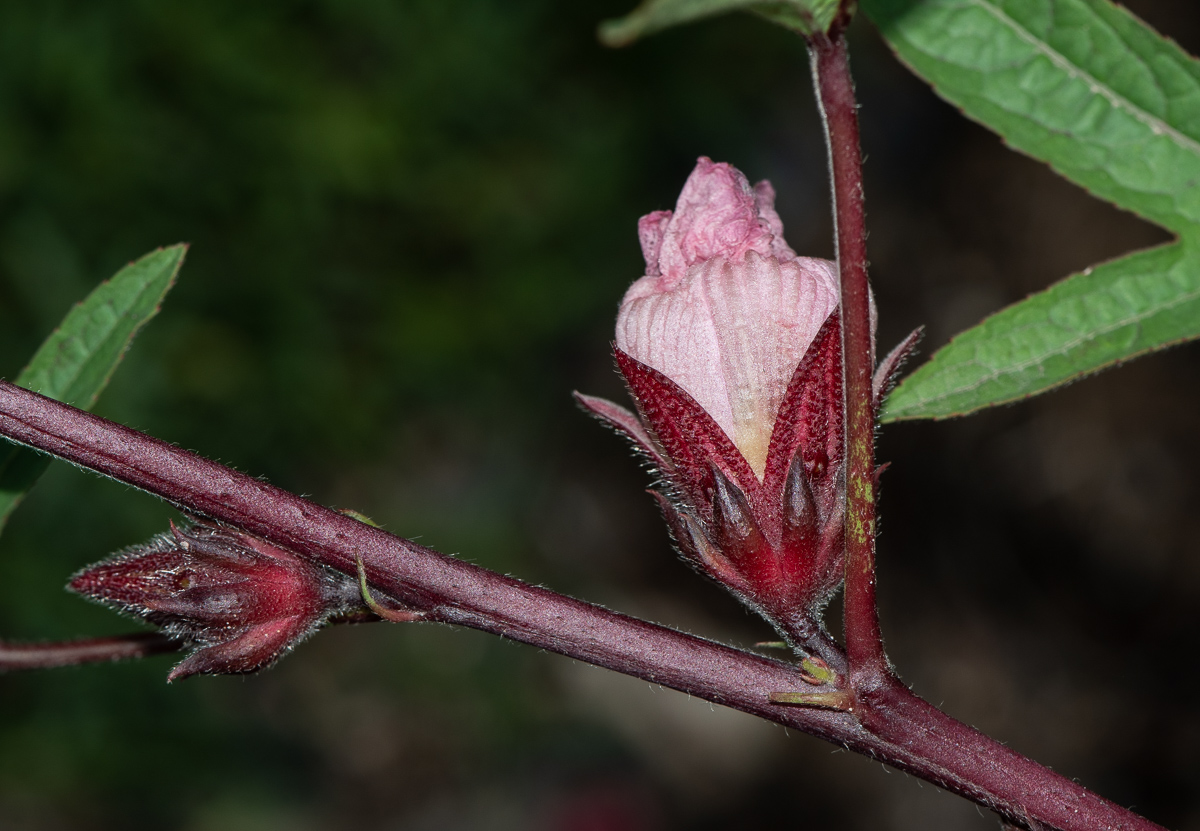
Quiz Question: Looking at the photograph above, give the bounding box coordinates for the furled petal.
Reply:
[641,157,795,286]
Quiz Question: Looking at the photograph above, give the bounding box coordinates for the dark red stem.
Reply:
[0,614,387,672]
[802,27,1157,831]
[0,632,180,670]
[811,28,887,689]
[0,379,1166,831]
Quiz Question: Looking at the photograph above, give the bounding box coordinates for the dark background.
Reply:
[0,1,1197,829]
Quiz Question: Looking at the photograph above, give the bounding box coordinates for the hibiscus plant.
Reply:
[1,1,1198,829]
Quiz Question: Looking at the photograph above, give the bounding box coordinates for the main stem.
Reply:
[811,30,887,687]
[0,380,1165,831]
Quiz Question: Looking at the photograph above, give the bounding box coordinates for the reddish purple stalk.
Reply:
[810,29,887,690]
[0,379,1165,831]
[0,633,179,670]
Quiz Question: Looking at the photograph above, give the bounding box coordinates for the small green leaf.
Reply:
[599,0,841,47]
[0,244,186,531]
[881,242,1200,421]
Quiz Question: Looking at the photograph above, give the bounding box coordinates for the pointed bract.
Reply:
[615,347,761,512]
[710,465,767,557]
[872,327,923,409]
[782,449,819,552]
[763,311,844,523]
[572,391,665,467]
[168,615,313,682]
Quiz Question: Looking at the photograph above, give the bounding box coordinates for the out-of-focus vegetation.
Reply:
[1,1,1197,829]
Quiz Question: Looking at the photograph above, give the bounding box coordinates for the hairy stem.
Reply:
[0,379,1165,831]
[811,27,887,688]
[0,633,180,670]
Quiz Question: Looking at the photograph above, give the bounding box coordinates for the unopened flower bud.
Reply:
[616,157,841,479]
[578,157,875,635]
[69,520,364,681]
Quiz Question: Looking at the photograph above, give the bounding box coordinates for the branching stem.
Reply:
[0,379,1166,831]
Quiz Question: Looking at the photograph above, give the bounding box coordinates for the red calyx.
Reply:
[577,311,848,637]
[69,519,365,681]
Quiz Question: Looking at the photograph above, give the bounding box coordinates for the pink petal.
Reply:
[616,253,839,479]
[652,157,787,284]
[752,180,797,262]
[638,210,672,278]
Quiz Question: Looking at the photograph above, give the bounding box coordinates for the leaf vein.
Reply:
[966,0,1200,158]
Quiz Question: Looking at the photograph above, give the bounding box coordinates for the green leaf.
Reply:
[0,244,186,530]
[599,0,841,47]
[863,0,1200,418]
[753,0,842,35]
[881,242,1200,420]
[862,0,1200,236]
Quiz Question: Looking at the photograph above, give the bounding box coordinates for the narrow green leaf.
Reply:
[861,0,1200,417]
[861,0,1200,236]
[881,242,1200,421]
[599,0,840,47]
[0,244,186,530]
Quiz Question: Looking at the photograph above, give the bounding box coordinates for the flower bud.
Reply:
[578,158,871,635]
[616,157,840,480]
[69,520,364,681]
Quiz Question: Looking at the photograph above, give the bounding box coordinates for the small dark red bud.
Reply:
[69,520,365,681]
